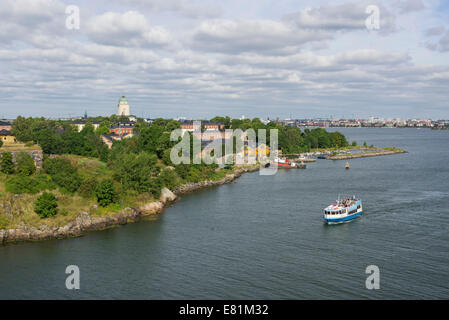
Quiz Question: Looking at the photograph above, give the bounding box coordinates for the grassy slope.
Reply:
[0,155,156,230]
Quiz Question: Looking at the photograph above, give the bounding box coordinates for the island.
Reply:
[0,116,405,244]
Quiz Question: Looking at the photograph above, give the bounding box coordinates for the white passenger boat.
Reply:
[323,196,363,224]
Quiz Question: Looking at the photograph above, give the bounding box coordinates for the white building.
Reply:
[117,95,130,116]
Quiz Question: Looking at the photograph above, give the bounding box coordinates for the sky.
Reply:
[0,0,448,119]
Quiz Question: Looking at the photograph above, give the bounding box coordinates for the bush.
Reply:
[96,179,116,207]
[79,176,98,198]
[16,152,36,176]
[34,192,58,218]
[43,157,82,193]
[0,152,15,174]
[352,141,357,147]
[0,140,3,148]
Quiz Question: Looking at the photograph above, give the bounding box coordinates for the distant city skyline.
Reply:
[1,0,449,119]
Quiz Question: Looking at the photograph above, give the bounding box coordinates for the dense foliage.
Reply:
[0,152,15,174]
[16,152,36,176]
[5,174,55,194]
[11,116,108,157]
[227,118,348,153]
[34,192,58,218]
[43,157,82,193]
[79,176,98,199]
[96,179,116,207]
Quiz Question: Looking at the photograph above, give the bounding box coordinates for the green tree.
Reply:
[136,124,171,158]
[363,141,367,147]
[352,141,357,147]
[16,152,36,176]
[96,120,111,135]
[157,168,180,190]
[0,152,15,174]
[96,179,116,207]
[0,140,3,148]
[111,152,158,193]
[43,157,82,193]
[34,192,58,218]
[11,116,35,142]
[331,132,349,148]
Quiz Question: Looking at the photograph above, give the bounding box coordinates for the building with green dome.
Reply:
[117,95,130,116]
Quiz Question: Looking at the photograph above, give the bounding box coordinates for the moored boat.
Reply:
[272,156,296,168]
[323,196,363,224]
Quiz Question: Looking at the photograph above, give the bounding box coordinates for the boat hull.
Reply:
[323,210,363,224]
[272,162,295,168]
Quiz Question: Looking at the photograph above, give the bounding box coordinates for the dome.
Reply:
[119,95,128,103]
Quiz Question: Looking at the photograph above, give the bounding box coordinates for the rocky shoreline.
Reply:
[0,165,259,245]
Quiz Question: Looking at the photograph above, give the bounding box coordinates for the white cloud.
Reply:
[0,0,67,45]
[191,19,331,54]
[285,1,396,34]
[86,11,172,48]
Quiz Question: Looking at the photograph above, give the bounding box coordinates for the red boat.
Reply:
[272,157,297,168]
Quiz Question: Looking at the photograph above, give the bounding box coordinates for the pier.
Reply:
[327,148,407,160]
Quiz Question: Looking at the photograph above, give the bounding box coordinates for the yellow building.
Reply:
[0,130,16,145]
[243,143,270,157]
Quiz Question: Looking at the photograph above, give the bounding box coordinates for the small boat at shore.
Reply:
[323,196,363,224]
[272,157,296,168]
[345,162,350,170]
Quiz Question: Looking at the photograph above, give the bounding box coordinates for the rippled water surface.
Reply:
[1,128,449,299]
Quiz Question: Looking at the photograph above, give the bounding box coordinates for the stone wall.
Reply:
[0,149,43,168]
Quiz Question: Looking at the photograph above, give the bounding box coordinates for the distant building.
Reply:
[0,130,16,144]
[117,95,130,116]
[0,121,12,131]
[100,133,134,149]
[180,120,201,133]
[203,121,225,131]
[70,121,101,132]
[197,130,232,141]
[180,120,224,133]
[109,123,134,136]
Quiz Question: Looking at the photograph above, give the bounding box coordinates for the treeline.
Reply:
[211,116,349,153]
[11,116,109,159]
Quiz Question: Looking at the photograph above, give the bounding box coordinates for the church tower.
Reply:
[117,95,130,116]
